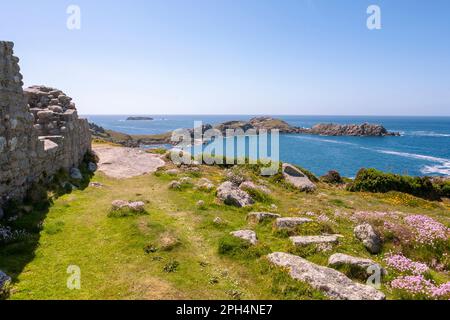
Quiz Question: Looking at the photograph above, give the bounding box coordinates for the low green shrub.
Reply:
[163,260,179,273]
[218,235,270,259]
[320,170,343,184]
[348,168,441,200]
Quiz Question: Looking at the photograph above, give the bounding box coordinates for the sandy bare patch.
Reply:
[93,145,165,179]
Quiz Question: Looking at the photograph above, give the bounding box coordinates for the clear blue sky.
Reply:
[1,0,449,115]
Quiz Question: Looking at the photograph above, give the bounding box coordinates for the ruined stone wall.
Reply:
[0,41,91,206]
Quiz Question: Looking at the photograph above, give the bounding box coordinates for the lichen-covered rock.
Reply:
[247,212,280,223]
[290,235,341,246]
[354,223,382,254]
[328,253,386,278]
[239,181,271,194]
[267,252,385,300]
[217,181,254,207]
[275,217,313,229]
[169,180,182,189]
[111,200,145,213]
[230,230,258,245]
[282,163,316,192]
[166,169,180,175]
[197,178,215,191]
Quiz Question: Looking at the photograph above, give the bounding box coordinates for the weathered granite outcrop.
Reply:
[213,117,399,136]
[0,41,91,207]
[267,252,385,300]
[304,123,400,136]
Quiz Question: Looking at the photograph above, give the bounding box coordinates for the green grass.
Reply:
[0,161,449,300]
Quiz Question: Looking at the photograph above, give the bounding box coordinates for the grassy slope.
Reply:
[1,159,449,300]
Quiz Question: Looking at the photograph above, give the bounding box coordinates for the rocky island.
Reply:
[126,116,153,121]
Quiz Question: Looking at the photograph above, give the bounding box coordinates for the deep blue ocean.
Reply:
[85,115,450,178]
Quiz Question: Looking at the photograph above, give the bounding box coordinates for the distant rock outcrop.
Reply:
[304,123,400,136]
[126,116,153,121]
[213,117,399,137]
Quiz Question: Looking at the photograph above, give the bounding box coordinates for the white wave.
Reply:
[421,162,450,176]
[374,149,450,163]
[290,136,358,146]
[407,131,450,137]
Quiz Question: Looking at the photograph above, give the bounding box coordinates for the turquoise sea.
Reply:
[85,115,450,178]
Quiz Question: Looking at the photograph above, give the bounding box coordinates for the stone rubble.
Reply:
[217,181,254,207]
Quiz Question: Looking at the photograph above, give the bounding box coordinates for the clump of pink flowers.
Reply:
[404,215,449,245]
[384,254,429,275]
[390,276,450,300]
[391,275,435,297]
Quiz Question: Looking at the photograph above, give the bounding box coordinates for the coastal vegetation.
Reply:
[1,142,448,300]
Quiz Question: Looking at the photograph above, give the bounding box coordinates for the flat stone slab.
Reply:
[267,252,385,300]
[328,253,386,276]
[230,230,258,245]
[275,217,313,229]
[93,146,165,179]
[247,212,281,223]
[282,163,316,192]
[290,235,341,246]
